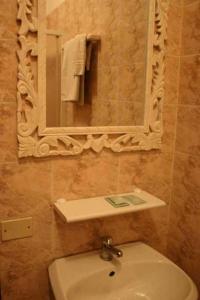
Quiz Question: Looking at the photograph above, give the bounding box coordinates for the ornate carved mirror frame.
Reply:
[17,0,169,158]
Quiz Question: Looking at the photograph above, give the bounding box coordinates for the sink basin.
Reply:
[49,242,198,300]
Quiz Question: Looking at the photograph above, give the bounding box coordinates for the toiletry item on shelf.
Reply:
[105,196,130,208]
[105,194,146,208]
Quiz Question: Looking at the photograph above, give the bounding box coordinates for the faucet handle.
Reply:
[102,236,113,246]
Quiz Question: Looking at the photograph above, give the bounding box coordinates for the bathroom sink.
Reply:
[49,242,198,300]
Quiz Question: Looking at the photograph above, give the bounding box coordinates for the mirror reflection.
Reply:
[45,1,150,128]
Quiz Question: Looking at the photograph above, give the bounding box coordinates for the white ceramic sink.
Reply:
[49,242,198,300]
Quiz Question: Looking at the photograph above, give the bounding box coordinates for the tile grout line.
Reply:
[116,154,121,194]
[183,0,200,7]
[176,103,200,108]
[165,1,184,251]
[50,160,54,204]
[179,53,200,58]
[164,103,200,108]
[50,159,55,258]
[174,150,200,157]
[167,54,200,58]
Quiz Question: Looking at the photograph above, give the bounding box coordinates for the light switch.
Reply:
[1,217,33,241]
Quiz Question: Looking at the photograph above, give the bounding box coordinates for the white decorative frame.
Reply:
[17,0,169,158]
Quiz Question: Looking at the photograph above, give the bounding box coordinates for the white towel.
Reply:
[61,34,87,103]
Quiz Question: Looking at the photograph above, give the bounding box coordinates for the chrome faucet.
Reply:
[100,236,123,261]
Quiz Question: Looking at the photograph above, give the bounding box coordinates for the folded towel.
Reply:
[74,35,87,76]
[61,34,87,103]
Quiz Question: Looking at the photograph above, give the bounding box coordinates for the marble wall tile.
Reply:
[74,103,91,127]
[1,264,51,300]
[0,0,17,40]
[162,104,178,153]
[118,151,173,203]
[100,207,169,254]
[168,211,200,288]
[51,216,101,259]
[170,0,182,6]
[0,103,17,162]
[52,151,119,200]
[168,152,200,289]
[165,56,180,106]
[183,0,198,5]
[0,39,17,102]
[97,33,120,67]
[182,1,200,55]
[96,66,119,101]
[78,0,120,40]
[166,3,183,56]
[46,10,59,31]
[175,105,200,155]
[118,64,146,102]
[91,99,119,126]
[172,152,200,216]
[0,160,51,218]
[119,18,147,64]
[118,100,144,126]
[179,55,200,106]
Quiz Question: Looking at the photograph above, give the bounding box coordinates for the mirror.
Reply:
[16,0,168,158]
[45,1,150,128]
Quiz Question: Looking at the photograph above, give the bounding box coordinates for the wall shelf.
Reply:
[53,188,166,223]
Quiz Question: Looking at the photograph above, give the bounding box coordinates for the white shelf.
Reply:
[53,188,166,223]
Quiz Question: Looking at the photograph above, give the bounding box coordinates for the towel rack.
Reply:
[46,30,63,37]
[87,34,101,43]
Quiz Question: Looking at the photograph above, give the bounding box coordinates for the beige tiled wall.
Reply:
[0,0,196,299]
[167,0,200,292]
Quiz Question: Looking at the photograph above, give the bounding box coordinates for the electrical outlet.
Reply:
[1,217,33,241]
